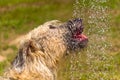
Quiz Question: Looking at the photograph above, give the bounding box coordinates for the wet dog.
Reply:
[3,18,88,80]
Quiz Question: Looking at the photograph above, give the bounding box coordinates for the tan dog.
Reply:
[2,18,88,80]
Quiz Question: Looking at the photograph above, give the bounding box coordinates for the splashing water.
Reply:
[69,0,114,80]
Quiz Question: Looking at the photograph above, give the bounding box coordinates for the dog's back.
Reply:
[4,20,69,80]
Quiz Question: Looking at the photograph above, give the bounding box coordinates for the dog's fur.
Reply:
[2,19,87,80]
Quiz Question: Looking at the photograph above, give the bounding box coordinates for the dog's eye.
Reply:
[49,25,56,29]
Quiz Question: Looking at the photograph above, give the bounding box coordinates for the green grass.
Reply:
[0,0,120,80]
[0,0,73,34]
[0,0,73,51]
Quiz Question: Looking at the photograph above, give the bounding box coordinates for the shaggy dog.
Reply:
[2,18,88,80]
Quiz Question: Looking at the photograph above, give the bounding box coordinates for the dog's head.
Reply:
[67,18,88,49]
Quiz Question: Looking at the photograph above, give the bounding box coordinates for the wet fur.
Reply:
[3,19,86,80]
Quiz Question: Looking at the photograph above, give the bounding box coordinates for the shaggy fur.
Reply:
[2,19,88,80]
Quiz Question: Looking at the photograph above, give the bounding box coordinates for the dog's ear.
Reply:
[12,46,26,72]
[12,40,39,72]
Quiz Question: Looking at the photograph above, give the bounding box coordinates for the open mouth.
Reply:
[72,33,88,48]
[72,31,88,42]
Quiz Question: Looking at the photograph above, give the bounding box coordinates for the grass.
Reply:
[0,0,73,51]
[0,0,120,80]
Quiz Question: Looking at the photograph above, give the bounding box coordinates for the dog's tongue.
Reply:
[73,33,88,42]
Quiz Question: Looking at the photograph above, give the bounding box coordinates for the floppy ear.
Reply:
[11,40,38,72]
[12,47,26,72]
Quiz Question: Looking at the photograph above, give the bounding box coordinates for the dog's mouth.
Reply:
[72,33,88,42]
[72,29,88,48]
[72,26,88,42]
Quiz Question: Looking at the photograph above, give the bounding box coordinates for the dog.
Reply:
[2,18,88,80]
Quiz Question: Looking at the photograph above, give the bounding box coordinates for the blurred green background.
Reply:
[0,0,120,80]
